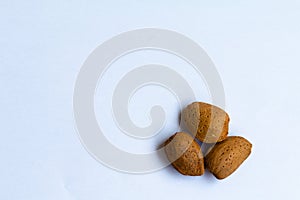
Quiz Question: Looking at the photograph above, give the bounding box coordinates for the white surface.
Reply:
[1,0,300,199]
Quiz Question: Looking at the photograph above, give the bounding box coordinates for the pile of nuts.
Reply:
[164,102,252,180]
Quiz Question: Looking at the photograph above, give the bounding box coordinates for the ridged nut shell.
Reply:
[164,132,205,176]
[205,136,252,179]
[182,102,230,143]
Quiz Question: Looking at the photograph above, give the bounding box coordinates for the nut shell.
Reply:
[205,136,252,179]
[164,132,205,176]
[182,102,230,143]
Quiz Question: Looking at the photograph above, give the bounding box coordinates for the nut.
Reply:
[182,102,230,143]
[205,136,252,179]
[164,132,205,176]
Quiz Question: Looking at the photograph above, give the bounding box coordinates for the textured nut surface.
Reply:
[205,136,252,179]
[182,102,230,143]
[164,132,205,176]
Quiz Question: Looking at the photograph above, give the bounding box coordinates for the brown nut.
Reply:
[164,132,205,176]
[182,102,230,143]
[205,136,252,180]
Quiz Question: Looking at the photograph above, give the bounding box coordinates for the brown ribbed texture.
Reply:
[164,132,205,176]
[182,102,229,143]
[205,136,252,179]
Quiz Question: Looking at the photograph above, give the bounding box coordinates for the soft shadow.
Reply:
[202,169,218,184]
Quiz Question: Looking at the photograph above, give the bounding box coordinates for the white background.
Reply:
[1,0,300,199]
